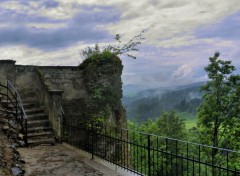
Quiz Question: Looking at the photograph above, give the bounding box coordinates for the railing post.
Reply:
[15,92,18,119]
[6,82,9,119]
[148,134,151,176]
[91,121,94,159]
[24,112,28,146]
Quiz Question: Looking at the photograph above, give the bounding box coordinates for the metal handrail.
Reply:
[7,80,27,119]
[0,80,28,145]
[63,122,240,176]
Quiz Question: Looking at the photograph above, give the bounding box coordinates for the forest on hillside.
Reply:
[123,83,203,122]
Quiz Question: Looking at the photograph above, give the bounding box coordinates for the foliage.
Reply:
[197,52,240,169]
[155,111,186,139]
[128,111,186,139]
[176,111,197,130]
[128,112,192,175]
[197,52,240,149]
[81,31,144,60]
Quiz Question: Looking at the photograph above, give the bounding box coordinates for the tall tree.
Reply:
[156,111,186,139]
[197,52,240,151]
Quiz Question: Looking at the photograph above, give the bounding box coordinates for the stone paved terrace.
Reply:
[18,143,134,176]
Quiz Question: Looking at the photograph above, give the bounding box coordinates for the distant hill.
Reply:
[123,84,154,97]
[122,82,206,121]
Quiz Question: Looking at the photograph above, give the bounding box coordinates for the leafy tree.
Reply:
[197,52,240,166]
[155,111,186,139]
[128,111,186,139]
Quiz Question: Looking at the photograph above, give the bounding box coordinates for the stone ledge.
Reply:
[0,60,16,64]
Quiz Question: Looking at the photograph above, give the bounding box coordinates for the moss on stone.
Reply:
[79,51,126,127]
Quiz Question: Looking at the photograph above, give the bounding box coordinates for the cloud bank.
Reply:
[0,0,240,87]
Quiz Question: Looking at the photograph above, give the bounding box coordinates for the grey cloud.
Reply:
[0,25,109,50]
[41,0,59,8]
[0,8,63,24]
[0,5,120,50]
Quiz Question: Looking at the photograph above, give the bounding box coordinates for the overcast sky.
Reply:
[1,0,240,88]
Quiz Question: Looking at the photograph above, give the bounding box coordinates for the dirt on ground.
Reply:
[0,124,13,176]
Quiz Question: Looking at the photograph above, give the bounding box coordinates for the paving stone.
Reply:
[18,144,123,176]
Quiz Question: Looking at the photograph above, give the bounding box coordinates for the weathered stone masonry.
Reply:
[0,59,127,141]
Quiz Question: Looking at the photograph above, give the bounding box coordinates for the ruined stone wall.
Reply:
[0,59,127,129]
[15,66,87,101]
[14,65,89,129]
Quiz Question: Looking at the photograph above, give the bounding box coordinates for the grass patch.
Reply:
[176,111,197,130]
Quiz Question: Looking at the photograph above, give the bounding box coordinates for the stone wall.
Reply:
[0,58,127,138]
[14,65,87,101]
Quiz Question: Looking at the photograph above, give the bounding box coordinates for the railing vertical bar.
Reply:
[193,156,195,176]
[205,162,207,176]
[140,134,143,174]
[181,153,183,176]
[157,137,159,174]
[161,148,164,176]
[199,145,201,176]
[227,151,229,176]
[166,138,168,175]
[137,131,139,172]
[152,138,155,176]
[171,150,173,176]
[122,127,125,170]
[6,82,9,119]
[176,140,178,176]
[212,148,214,176]
[145,142,147,175]
[104,124,106,160]
[187,143,189,175]
[15,92,18,119]
[133,131,135,171]
[127,130,129,169]
[91,121,94,159]
[147,135,151,176]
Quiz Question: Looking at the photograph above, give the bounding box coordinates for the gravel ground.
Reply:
[0,124,13,176]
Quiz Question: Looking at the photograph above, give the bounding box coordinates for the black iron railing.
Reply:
[0,80,28,145]
[63,121,240,176]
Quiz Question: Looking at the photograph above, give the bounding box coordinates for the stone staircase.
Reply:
[24,101,55,146]
[0,97,55,146]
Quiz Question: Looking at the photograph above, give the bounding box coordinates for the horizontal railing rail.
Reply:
[62,120,240,176]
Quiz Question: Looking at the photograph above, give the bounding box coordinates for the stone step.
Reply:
[28,137,55,146]
[25,108,44,115]
[27,119,49,127]
[27,113,48,120]
[1,99,17,105]
[28,126,53,133]
[28,131,53,137]
[6,103,35,109]
[0,117,8,124]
